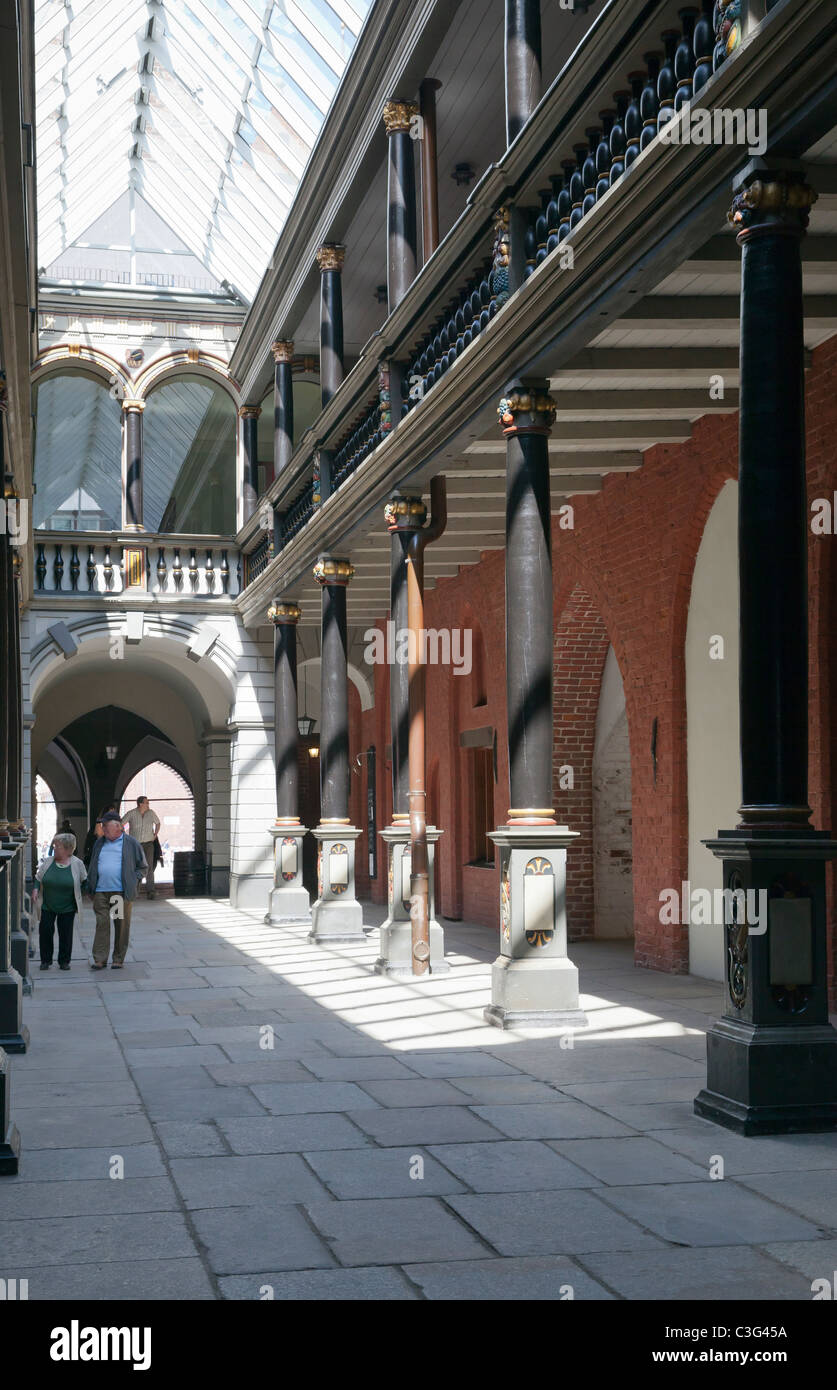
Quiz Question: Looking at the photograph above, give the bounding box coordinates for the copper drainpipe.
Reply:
[406,475,447,974]
[419,79,441,263]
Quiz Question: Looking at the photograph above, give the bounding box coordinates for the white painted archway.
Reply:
[686,479,741,981]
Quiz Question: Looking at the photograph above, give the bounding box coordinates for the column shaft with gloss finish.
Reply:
[123,402,144,529]
[505,0,541,145]
[390,530,410,817]
[502,385,555,819]
[272,341,294,479]
[419,79,441,262]
[7,548,21,825]
[317,562,351,821]
[272,606,300,820]
[0,531,10,826]
[384,101,418,311]
[317,246,345,408]
[240,406,260,526]
[735,173,811,823]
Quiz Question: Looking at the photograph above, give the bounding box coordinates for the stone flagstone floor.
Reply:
[2,895,836,1300]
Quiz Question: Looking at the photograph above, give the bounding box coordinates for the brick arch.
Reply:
[553,582,611,939]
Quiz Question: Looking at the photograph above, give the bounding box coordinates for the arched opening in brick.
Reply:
[554,582,632,940]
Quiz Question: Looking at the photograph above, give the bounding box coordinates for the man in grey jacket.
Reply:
[86,812,147,969]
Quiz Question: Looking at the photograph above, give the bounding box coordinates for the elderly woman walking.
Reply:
[32,832,87,971]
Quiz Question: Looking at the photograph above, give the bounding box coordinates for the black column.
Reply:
[7,545,21,827]
[383,100,418,312]
[500,382,556,822]
[316,245,345,409]
[0,526,10,831]
[505,0,542,145]
[123,401,144,529]
[733,166,814,826]
[384,494,427,820]
[695,164,837,1137]
[240,406,261,526]
[314,557,354,823]
[272,340,294,481]
[270,601,302,821]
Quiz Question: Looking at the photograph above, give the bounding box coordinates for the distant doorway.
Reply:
[120,763,194,885]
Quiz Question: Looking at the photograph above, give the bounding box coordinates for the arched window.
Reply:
[143,374,236,533]
[34,370,122,530]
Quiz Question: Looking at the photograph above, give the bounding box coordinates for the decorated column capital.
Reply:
[238,404,262,420]
[122,398,145,413]
[498,383,556,436]
[384,491,427,533]
[316,244,345,274]
[729,165,817,241]
[267,600,301,625]
[383,98,419,135]
[313,555,354,587]
[271,340,294,364]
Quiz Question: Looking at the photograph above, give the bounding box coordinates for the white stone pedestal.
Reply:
[309,826,366,943]
[484,824,588,1029]
[265,822,311,924]
[375,824,449,975]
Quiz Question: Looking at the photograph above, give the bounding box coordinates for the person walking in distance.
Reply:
[32,832,87,971]
[86,812,146,969]
[124,796,161,899]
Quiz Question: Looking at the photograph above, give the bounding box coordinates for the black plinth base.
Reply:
[0,1026,29,1054]
[695,1016,837,1135]
[0,1124,21,1176]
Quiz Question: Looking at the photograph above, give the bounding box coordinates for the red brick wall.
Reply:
[553,585,610,939]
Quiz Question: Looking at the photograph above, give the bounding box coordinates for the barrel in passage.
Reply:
[172,850,206,897]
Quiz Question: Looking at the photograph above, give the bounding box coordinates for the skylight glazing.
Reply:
[35,0,372,301]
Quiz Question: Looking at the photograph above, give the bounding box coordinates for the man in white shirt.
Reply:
[123,796,161,899]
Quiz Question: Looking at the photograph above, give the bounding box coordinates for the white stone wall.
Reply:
[22,602,280,911]
[686,480,741,981]
[592,645,633,938]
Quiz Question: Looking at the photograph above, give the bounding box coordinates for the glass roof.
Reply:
[35,0,372,301]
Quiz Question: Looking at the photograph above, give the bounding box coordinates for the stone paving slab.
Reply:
[762,1238,837,1284]
[249,1081,383,1115]
[471,1101,635,1141]
[597,1181,826,1246]
[191,1205,335,1275]
[355,1078,477,1108]
[205,1060,314,1085]
[304,1196,490,1266]
[9,1080,140,1108]
[169,1153,332,1208]
[218,1267,418,1299]
[0,1176,179,1219]
[0,1211,197,1266]
[427,1140,601,1193]
[0,1258,217,1300]
[216,1113,373,1154]
[154,1121,231,1157]
[403,1255,614,1301]
[581,1245,817,1300]
[445,1191,665,1256]
[15,1105,156,1149]
[297,1056,418,1082]
[734,1170,837,1228]
[348,1105,506,1146]
[391,1050,523,1078]
[547,1136,709,1186]
[653,1126,837,1175]
[12,1143,167,1181]
[305,1146,468,1199]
